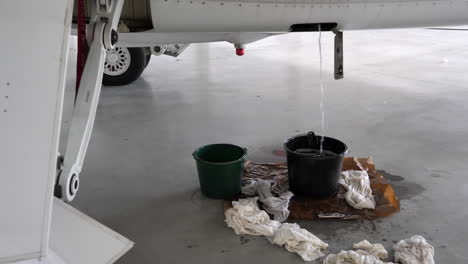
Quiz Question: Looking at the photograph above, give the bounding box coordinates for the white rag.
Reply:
[353,240,388,260]
[225,197,281,236]
[241,179,262,196]
[393,235,435,264]
[241,179,294,222]
[323,250,395,264]
[225,197,328,262]
[269,223,329,261]
[339,170,376,210]
[323,240,394,264]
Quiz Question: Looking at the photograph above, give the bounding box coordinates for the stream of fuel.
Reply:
[318,25,325,154]
[293,26,328,157]
[292,25,330,157]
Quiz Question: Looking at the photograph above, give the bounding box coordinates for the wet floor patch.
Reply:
[272,149,286,157]
[248,146,287,162]
[239,236,251,245]
[379,170,405,181]
[190,189,208,204]
[425,168,452,176]
[378,170,425,200]
[299,219,384,247]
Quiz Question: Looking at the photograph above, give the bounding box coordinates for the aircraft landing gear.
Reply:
[56,0,124,202]
[103,47,151,86]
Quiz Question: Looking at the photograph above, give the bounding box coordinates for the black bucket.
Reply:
[284,132,348,198]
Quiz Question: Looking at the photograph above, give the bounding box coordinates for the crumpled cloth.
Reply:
[323,250,395,264]
[323,240,394,264]
[241,179,294,222]
[393,235,435,264]
[225,197,327,261]
[241,179,261,196]
[225,197,281,236]
[269,223,329,261]
[354,240,388,259]
[339,170,376,210]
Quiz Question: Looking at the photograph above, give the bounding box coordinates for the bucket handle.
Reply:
[307,131,317,146]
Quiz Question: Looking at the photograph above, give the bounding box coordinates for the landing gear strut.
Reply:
[56,0,124,201]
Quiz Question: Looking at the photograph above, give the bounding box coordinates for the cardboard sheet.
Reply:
[225,157,400,220]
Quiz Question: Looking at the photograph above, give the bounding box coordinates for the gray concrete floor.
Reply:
[65,28,468,263]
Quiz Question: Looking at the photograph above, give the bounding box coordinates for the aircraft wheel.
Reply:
[102,47,147,86]
[145,50,152,66]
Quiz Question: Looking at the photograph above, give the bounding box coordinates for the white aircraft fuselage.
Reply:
[117,0,468,47]
[152,0,468,32]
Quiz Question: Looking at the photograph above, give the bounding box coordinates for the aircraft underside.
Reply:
[76,0,468,33]
[151,0,468,32]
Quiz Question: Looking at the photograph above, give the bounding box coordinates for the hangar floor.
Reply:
[64,28,468,263]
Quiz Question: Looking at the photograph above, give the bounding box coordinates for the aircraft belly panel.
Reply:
[150,0,468,32]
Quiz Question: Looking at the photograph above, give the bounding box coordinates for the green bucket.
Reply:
[193,144,247,199]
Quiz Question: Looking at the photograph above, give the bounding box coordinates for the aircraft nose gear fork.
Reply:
[56,0,124,202]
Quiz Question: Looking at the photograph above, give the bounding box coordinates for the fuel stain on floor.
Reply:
[378,170,425,200]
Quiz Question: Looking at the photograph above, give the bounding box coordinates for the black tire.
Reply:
[145,48,152,67]
[102,47,147,86]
